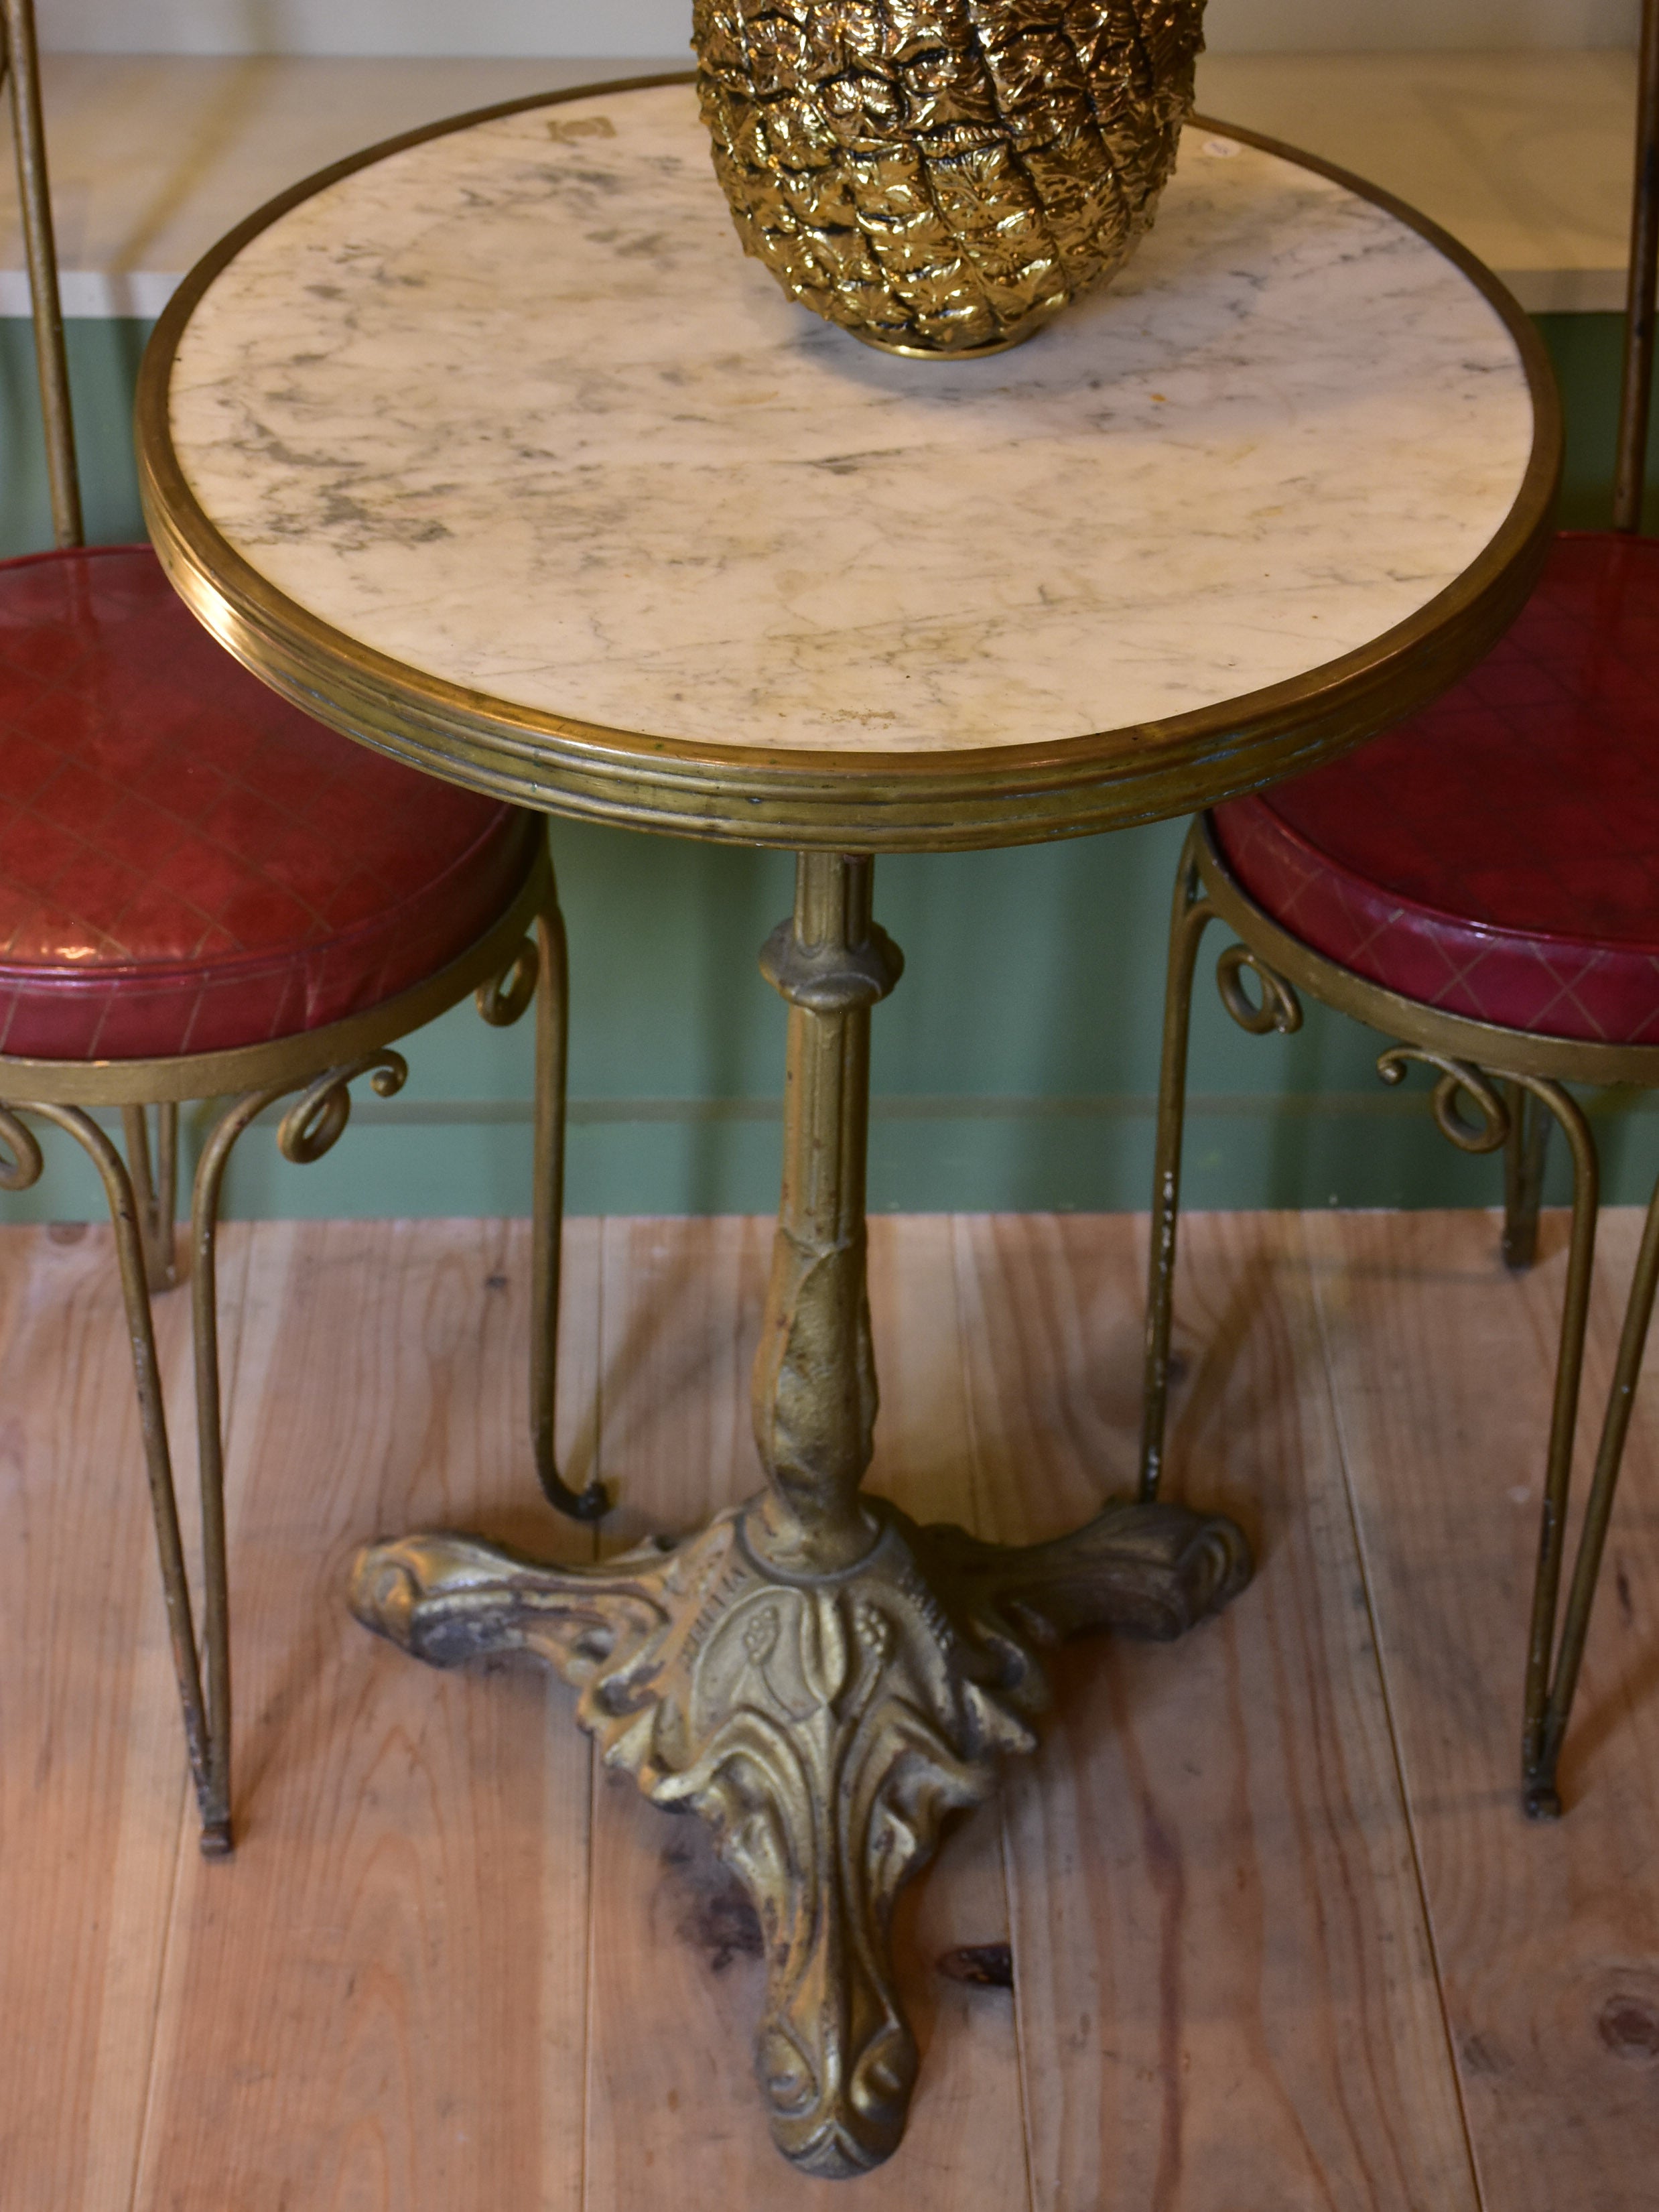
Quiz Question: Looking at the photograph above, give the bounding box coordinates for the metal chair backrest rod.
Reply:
[1616,0,1659,531]
[1,0,81,547]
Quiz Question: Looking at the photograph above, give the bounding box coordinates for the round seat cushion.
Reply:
[0,545,539,1063]
[1214,533,1659,1047]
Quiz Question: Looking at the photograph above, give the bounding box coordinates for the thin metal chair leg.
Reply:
[172,1053,410,1851]
[190,1051,411,1851]
[3,1100,216,1826]
[2,0,85,549]
[1139,828,1215,1502]
[1502,1082,1549,1273]
[1514,1084,1599,1817]
[1368,1058,1617,1818]
[185,1090,271,1855]
[532,872,606,1521]
[5,1062,404,1853]
[475,862,604,1522]
[121,1102,181,1293]
[156,1100,179,1274]
[1527,1154,1659,1816]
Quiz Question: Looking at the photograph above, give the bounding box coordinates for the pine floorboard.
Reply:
[131,1218,600,2212]
[0,1219,248,2211]
[953,1212,1475,2212]
[1307,1208,1659,2212]
[1,1209,1655,2209]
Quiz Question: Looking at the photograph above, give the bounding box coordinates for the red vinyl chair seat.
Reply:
[1214,533,1659,1047]
[0,546,539,1061]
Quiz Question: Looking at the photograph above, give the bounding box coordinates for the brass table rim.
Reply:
[137,75,1563,854]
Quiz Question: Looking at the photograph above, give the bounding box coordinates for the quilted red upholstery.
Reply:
[0,545,539,1061]
[1215,533,1659,1046]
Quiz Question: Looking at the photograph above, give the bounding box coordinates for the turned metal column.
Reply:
[749,851,903,1575]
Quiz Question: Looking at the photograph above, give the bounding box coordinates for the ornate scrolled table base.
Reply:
[351,1497,1246,2176]
[349,850,1251,2179]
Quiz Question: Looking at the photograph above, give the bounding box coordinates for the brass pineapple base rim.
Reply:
[845,320,1048,361]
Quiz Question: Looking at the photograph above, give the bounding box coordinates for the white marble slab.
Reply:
[167,80,1535,758]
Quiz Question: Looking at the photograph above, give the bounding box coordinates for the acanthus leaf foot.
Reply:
[346,1483,1250,2176]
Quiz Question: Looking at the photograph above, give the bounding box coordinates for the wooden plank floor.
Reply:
[1,1209,1654,2210]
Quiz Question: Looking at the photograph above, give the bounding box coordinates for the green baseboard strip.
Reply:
[334,1091,1435,1125]
[330,1088,1659,1126]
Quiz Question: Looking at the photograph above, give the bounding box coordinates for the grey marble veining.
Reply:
[169,82,1535,757]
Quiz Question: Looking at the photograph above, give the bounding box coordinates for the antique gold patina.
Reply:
[693,0,1207,354]
[351,852,1251,2179]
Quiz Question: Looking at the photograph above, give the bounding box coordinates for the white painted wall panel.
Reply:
[35,0,1644,56]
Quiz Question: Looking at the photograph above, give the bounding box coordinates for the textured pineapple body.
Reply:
[693,0,1206,354]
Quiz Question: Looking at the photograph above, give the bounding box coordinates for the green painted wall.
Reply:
[3,313,1654,1222]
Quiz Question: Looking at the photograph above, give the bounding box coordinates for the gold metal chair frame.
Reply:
[0,0,596,1858]
[1142,0,1659,1823]
[0,844,589,1854]
[1140,818,1659,1819]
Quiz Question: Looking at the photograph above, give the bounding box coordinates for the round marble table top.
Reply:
[139,76,1556,850]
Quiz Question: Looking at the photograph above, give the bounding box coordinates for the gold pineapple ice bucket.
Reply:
[693,0,1207,357]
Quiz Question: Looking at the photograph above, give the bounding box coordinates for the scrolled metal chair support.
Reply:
[121,1103,180,1291]
[2,836,589,1848]
[472,888,606,1523]
[198,1051,413,1846]
[1375,1050,1615,1813]
[0,8,599,1853]
[1216,941,1305,1039]
[1376,1047,1511,1154]
[1139,851,1303,1504]
[0,1102,43,1189]
[1142,815,1659,1817]
[474,935,539,1029]
[1141,15,1659,1818]
[1,1055,410,1851]
[1502,1081,1552,1271]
